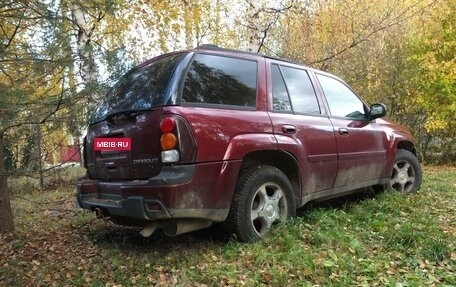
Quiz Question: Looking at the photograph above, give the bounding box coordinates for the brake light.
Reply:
[160,117,175,133]
[160,117,179,163]
[159,115,196,164]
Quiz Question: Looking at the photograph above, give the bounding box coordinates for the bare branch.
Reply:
[257,15,279,53]
[310,0,438,65]
[4,3,28,49]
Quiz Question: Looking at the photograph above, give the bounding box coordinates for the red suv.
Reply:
[77,45,422,241]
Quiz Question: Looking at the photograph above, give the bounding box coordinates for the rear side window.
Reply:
[182,54,257,107]
[272,64,320,114]
[271,64,292,111]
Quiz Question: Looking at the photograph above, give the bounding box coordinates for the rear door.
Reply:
[85,54,184,180]
[315,73,388,187]
[179,52,274,162]
[267,63,338,194]
[86,110,163,180]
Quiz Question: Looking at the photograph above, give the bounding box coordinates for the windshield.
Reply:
[91,53,184,123]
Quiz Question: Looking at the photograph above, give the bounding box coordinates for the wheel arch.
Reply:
[238,150,301,200]
[397,140,418,157]
[386,138,420,176]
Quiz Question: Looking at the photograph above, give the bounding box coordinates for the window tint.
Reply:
[317,74,366,119]
[271,64,292,111]
[280,66,320,114]
[182,54,257,107]
[92,54,182,123]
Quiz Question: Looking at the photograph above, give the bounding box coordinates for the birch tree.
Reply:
[0,0,125,232]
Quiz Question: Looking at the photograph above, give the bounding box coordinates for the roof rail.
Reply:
[193,44,303,66]
[196,44,220,49]
[195,44,262,57]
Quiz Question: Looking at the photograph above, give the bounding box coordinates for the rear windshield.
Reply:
[91,53,183,123]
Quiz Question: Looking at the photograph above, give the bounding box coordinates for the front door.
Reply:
[315,73,388,188]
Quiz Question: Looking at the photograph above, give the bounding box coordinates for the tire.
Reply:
[227,165,296,242]
[387,149,422,194]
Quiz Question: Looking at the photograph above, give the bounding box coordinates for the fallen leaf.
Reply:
[262,272,271,283]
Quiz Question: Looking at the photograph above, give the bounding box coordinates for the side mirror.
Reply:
[369,103,387,120]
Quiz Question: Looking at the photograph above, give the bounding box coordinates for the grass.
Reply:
[1,166,455,286]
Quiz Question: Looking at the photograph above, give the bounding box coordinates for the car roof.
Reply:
[192,45,336,78]
[137,44,343,83]
[194,44,297,65]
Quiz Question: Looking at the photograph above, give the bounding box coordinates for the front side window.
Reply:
[317,74,367,119]
[182,54,257,107]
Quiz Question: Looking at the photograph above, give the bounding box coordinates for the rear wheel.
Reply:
[227,165,295,242]
[388,149,422,194]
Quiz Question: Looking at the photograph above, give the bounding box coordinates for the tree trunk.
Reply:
[62,1,83,164]
[183,1,194,49]
[71,2,98,104]
[36,125,44,190]
[0,131,14,233]
[247,2,260,53]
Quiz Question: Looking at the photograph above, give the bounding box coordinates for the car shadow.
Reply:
[85,220,233,256]
[296,187,382,216]
[85,188,385,254]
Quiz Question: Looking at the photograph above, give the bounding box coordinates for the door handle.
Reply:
[339,128,349,136]
[282,124,296,134]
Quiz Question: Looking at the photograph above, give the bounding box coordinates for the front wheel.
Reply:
[227,165,296,242]
[388,149,422,194]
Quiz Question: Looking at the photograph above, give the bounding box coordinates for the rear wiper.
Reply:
[105,110,145,124]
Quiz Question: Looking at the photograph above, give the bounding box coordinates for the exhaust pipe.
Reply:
[140,222,164,237]
[139,218,212,237]
[163,219,212,237]
[139,219,212,238]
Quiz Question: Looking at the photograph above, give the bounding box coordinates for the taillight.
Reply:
[160,117,175,133]
[160,115,197,164]
[160,117,180,163]
[160,133,177,150]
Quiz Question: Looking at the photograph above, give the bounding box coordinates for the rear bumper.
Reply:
[77,193,228,222]
[77,163,240,223]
